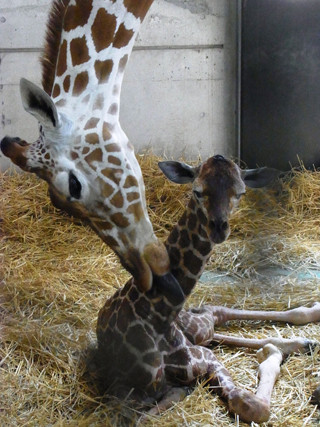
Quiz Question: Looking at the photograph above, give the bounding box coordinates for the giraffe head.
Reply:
[159,155,279,244]
[0,0,183,294]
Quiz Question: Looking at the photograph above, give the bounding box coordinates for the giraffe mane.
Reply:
[41,0,69,95]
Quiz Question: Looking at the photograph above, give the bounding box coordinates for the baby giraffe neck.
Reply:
[165,198,214,298]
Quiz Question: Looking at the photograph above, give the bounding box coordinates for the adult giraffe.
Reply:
[0,0,182,298]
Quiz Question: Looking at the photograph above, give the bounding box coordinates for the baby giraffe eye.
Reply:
[193,190,203,199]
[69,173,82,199]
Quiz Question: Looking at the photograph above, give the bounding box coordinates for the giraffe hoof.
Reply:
[228,389,270,424]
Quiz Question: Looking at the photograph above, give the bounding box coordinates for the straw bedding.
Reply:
[1,154,320,426]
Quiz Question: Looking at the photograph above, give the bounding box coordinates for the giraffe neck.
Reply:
[47,0,153,121]
[165,198,214,298]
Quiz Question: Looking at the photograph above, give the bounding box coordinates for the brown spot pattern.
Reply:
[93,94,104,110]
[70,36,90,66]
[127,192,140,202]
[95,59,113,83]
[111,191,124,208]
[108,103,118,115]
[92,9,117,52]
[123,0,153,20]
[184,250,202,275]
[85,148,103,165]
[85,133,99,145]
[106,143,121,152]
[108,155,121,166]
[63,75,71,92]
[124,175,138,188]
[84,118,99,130]
[119,54,128,72]
[127,202,144,221]
[111,213,130,228]
[56,40,67,76]
[64,0,93,31]
[103,122,112,140]
[73,71,89,95]
[113,23,134,49]
[102,168,123,185]
[97,177,114,198]
[52,84,60,98]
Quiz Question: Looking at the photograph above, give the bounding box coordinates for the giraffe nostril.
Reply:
[222,221,228,231]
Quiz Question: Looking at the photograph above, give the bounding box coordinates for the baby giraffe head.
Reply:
[159,154,278,244]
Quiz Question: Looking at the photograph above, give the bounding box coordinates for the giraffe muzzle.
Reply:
[1,136,29,168]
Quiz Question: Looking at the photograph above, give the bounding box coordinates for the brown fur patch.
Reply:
[70,36,91,66]
[52,84,61,98]
[108,103,118,115]
[93,94,104,110]
[110,191,124,208]
[73,71,89,96]
[111,213,130,228]
[94,59,113,83]
[127,192,140,202]
[84,118,99,130]
[183,250,202,275]
[101,168,123,185]
[123,175,138,188]
[85,133,99,145]
[103,123,112,141]
[108,155,121,166]
[82,147,90,155]
[119,54,129,72]
[85,148,103,166]
[71,151,79,160]
[127,202,144,221]
[92,9,117,52]
[113,23,134,49]
[106,143,121,153]
[63,75,71,92]
[56,39,67,77]
[64,0,93,31]
[97,177,114,198]
[123,0,153,20]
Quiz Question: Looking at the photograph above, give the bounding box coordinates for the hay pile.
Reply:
[1,154,320,426]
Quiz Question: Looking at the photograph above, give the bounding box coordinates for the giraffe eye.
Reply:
[69,173,82,199]
[193,190,202,199]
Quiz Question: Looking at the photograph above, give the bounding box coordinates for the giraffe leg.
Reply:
[164,345,272,424]
[177,305,319,352]
[211,333,317,356]
[228,344,283,424]
[207,302,320,326]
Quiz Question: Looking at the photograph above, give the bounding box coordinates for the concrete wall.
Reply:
[0,0,237,171]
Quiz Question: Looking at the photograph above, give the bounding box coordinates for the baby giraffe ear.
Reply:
[158,161,196,184]
[20,78,60,129]
[241,167,280,188]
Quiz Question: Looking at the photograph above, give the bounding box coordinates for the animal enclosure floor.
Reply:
[1,156,320,426]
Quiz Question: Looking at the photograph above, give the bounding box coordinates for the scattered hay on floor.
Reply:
[1,154,320,426]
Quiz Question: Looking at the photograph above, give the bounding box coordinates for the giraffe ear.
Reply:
[158,161,196,184]
[241,167,281,188]
[20,78,60,129]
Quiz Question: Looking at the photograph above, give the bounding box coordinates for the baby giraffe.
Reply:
[94,155,319,424]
